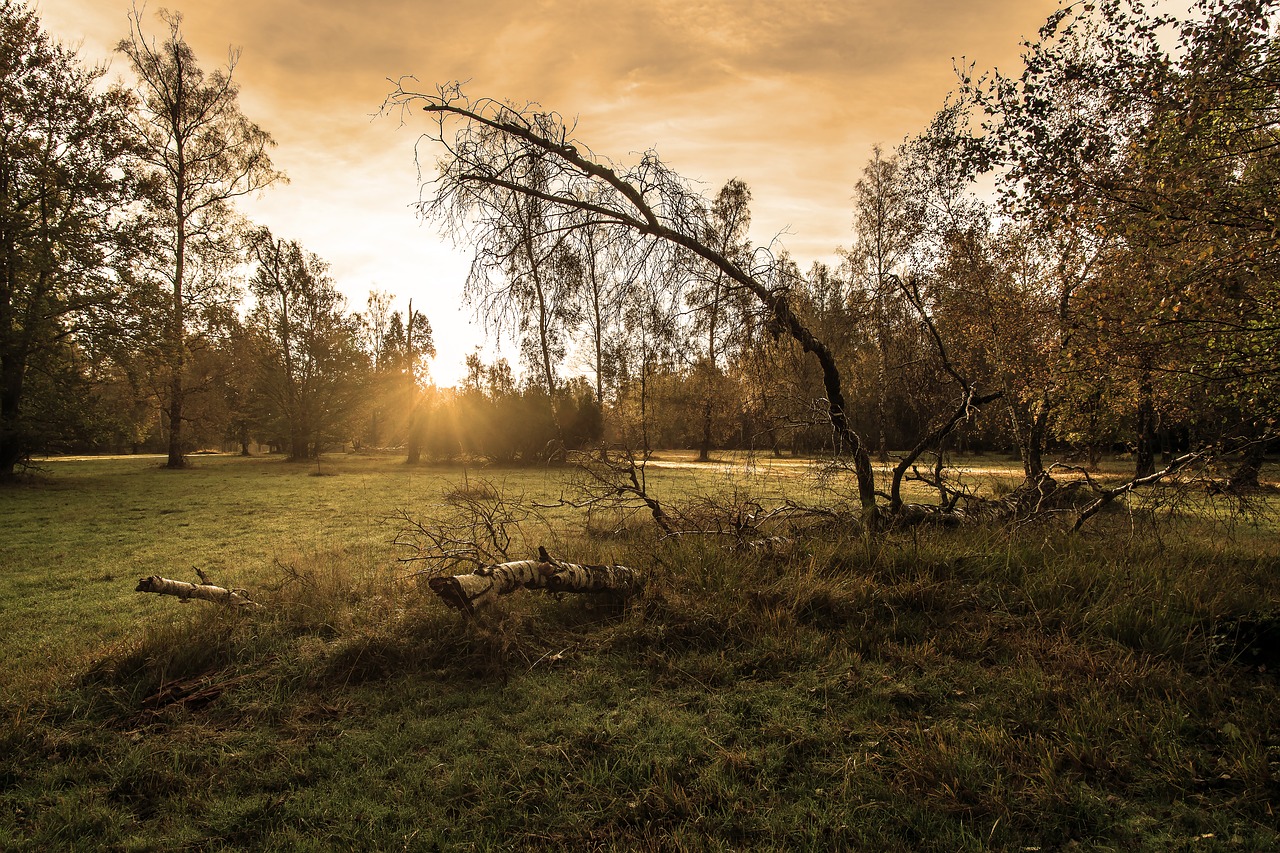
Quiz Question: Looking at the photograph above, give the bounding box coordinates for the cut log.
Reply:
[135,575,261,608]
[427,546,641,615]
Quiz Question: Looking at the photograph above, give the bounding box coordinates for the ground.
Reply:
[1,451,1277,850]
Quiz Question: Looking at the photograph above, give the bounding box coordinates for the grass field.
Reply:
[2,451,1279,850]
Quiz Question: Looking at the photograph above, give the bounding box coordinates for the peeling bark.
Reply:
[428,547,641,615]
[135,575,261,608]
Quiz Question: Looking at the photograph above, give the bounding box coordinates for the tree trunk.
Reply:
[166,148,187,470]
[165,362,185,467]
[639,349,651,460]
[876,290,890,464]
[405,401,424,464]
[1135,373,1157,478]
[1024,392,1049,481]
[0,353,26,479]
[428,548,641,615]
[288,425,307,462]
[1228,442,1266,491]
[136,575,261,608]
[698,398,713,462]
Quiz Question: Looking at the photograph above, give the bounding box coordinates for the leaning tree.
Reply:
[385,83,885,523]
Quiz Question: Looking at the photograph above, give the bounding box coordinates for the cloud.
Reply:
[37,0,1059,381]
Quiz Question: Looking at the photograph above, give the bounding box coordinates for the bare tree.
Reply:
[386,83,881,524]
[118,7,283,468]
[570,222,629,409]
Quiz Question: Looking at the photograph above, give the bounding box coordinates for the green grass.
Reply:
[2,451,1279,850]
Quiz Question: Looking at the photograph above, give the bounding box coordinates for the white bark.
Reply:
[135,575,261,608]
[428,548,640,614]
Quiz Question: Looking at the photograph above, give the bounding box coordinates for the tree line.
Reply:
[0,2,441,473]
[386,0,1277,519]
[4,0,1277,499]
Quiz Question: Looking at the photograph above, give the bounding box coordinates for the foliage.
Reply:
[0,0,141,477]
[963,0,1280,480]
[361,290,435,452]
[245,228,370,459]
[419,365,603,463]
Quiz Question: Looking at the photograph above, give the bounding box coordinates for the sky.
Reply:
[37,0,1060,385]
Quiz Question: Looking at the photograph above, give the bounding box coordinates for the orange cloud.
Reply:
[38,0,1058,383]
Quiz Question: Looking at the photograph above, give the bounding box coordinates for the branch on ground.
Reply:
[1054,447,1212,532]
[428,546,641,615]
[547,447,677,535]
[135,575,261,608]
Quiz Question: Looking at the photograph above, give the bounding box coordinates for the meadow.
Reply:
[2,451,1278,850]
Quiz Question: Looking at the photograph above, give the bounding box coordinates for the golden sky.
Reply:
[39,0,1059,384]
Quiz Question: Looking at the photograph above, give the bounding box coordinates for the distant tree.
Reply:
[689,179,753,462]
[726,256,832,457]
[613,252,684,458]
[117,6,283,469]
[0,1,140,477]
[394,299,435,464]
[569,220,630,422]
[559,375,604,450]
[848,147,914,463]
[247,229,366,460]
[217,315,262,455]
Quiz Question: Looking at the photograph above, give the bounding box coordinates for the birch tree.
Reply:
[689,179,752,462]
[849,146,913,463]
[386,83,882,523]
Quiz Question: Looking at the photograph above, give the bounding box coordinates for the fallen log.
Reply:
[135,575,262,608]
[427,546,641,615]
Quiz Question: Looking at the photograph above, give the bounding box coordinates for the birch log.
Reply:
[427,547,641,615]
[135,575,261,608]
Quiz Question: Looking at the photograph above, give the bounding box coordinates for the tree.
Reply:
[0,1,139,478]
[393,299,436,464]
[451,142,582,459]
[612,250,684,458]
[357,292,435,453]
[848,146,914,463]
[965,0,1280,481]
[387,83,881,523]
[689,179,753,462]
[247,228,367,460]
[117,6,283,469]
[569,220,631,419]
